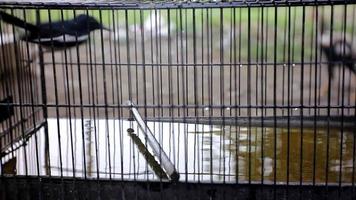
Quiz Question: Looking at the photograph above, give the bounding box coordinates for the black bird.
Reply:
[0,11,108,49]
[318,17,356,99]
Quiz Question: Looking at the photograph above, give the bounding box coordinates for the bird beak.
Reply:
[101,25,111,31]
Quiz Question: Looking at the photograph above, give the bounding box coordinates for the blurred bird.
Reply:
[0,11,108,49]
[318,15,356,99]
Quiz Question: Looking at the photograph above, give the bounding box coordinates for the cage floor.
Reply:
[1,176,355,200]
[1,118,354,185]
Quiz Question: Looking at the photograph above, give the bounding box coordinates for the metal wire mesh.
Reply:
[0,0,355,199]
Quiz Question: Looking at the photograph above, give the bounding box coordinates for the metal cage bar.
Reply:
[0,0,355,199]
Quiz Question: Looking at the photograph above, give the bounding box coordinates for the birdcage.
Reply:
[0,0,355,199]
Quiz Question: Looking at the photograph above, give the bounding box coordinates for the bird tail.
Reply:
[312,7,328,35]
[320,14,328,35]
[0,11,38,32]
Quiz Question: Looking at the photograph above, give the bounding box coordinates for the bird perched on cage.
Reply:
[0,10,108,49]
[318,16,356,100]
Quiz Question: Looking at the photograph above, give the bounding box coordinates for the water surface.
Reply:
[2,118,354,185]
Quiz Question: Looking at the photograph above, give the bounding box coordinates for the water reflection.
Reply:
[229,127,355,184]
[2,118,354,185]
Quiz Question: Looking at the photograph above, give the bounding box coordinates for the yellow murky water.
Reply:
[202,127,355,184]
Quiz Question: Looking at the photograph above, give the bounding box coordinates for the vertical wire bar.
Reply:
[219,7,226,183]
[19,8,39,176]
[0,17,3,172]
[209,8,214,182]
[237,6,242,183]
[46,9,63,178]
[192,8,197,181]
[287,4,291,186]
[158,8,164,185]
[228,7,233,181]
[282,7,288,116]
[59,10,68,178]
[196,8,200,183]
[0,15,9,174]
[347,6,355,112]
[233,7,239,184]
[72,9,87,179]
[36,8,50,176]
[114,10,125,181]
[125,9,132,106]
[313,5,319,186]
[308,7,314,116]
[149,9,156,182]
[264,8,268,121]
[184,8,189,182]
[153,8,158,180]
[317,9,323,113]
[124,9,133,178]
[160,8,166,193]
[178,8,187,182]
[200,8,205,182]
[110,8,122,179]
[135,9,148,180]
[261,8,271,184]
[255,6,260,183]
[59,9,75,178]
[175,8,180,178]
[139,8,148,181]
[260,6,265,184]
[247,5,252,184]
[149,10,156,173]
[206,7,213,183]
[67,11,77,126]
[3,10,14,167]
[300,4,306,187]
[13,9,29,177]
[352,4,356,187]
[85,9,99,179]
[5,11,17,161]
[133,8,138,181]
[339,3,348,187]
[99,9,112,180]
[155,10,161,181]
[290,7,297,107]
[13,8,29,176]
[273,6,278,186]
[134,10,139,107]
[325,5,334,186]
[107,9,116,179]
[91,8,101,180]
[167,9,175,179]
[255,8,260,118]
[147,8,154,182]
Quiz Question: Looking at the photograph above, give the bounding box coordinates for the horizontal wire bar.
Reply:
[0,103,355,109]
[0,0,355,10]
[4,175,356,187]
[36,61,355,68]
[145,116,356,130]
